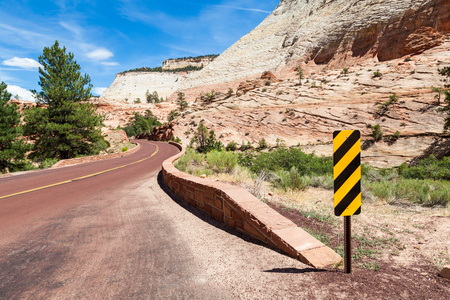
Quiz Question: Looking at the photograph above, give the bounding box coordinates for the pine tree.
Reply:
[0,82,30,172]
[177,92,188,111]
[24,41,107,160]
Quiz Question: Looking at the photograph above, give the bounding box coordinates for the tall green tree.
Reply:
[177,92,188,111]
[24,41,107,160]
[0,82,30,172]
[438,67,450,131]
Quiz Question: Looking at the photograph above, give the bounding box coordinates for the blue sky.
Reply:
[0,0,279,99]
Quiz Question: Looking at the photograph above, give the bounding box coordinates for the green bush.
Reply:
[398,155,450,180]
[122,110,161,138]
[226,141,238,151]
[371,124,383,141]
[40,158,59,169]
[367,178,449,207]
[248,147,332,176]
[258,138,268,150]
[272,167,308,191]
[206,150,238,173]
[175,148,205,172]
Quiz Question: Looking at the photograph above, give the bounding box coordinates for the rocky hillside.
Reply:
[185,0,449,87]
[102,0,449,102]
[99,0,450,167]
[101,55,218,102]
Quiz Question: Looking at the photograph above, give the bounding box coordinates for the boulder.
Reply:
[147,123,174,141]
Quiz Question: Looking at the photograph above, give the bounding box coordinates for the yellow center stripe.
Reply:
[334,165,361,204]
[0,142,159,200]
[333,139,360,180]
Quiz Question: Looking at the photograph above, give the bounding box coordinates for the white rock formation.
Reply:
[101,72,186,102]
[102,0,449,101]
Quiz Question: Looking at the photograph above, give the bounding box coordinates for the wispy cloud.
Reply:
[87,48,114,60]
[101,62,119,66]
[214,5,271,13]
[2,57,42,69]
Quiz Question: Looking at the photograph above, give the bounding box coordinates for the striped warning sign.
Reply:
[333,130,361,216]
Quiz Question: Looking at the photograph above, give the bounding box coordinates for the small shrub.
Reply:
[121,146,128,152]
[239,141,253,151]
[372,70,382,78]
[371,124,383,141]
[226,141,238,151]
[172,136,182,144]
[265,80,271,86]
[168,110,179,122]
[271,167,308,191]
[258,138,268,149]
[40,158,59,169]
[206,150,238,173]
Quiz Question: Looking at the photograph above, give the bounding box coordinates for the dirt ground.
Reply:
[209,172,450,298]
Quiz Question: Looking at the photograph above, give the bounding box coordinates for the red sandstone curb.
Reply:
[163,142,342,268]
[52,143,140,168]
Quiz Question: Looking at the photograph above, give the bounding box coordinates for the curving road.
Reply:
[0,141,310,299]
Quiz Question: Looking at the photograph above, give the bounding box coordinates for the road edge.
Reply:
[51,143,140,168]
[162,142,343,269]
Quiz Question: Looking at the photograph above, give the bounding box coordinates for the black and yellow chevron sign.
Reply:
[333,130,361,216]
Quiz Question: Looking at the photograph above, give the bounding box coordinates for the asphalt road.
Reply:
[0,140,310,299]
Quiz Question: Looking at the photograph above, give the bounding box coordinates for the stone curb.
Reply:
[163,142,342,268]
[52,143,140,168]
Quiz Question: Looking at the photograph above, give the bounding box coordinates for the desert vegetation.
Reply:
[120,109,161,138]
[176,138,449,208]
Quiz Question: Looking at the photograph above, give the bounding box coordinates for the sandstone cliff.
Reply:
[99,0,450,167]
[102,0,449,102]
[185,0,450,87]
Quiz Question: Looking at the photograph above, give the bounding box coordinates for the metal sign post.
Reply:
[333,130,361,274]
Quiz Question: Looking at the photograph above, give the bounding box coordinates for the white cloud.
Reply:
[2,57,42,69]
[92,87,107,96]
[87,48,114,60]
[101,61,119,66]
[6,85,36,101]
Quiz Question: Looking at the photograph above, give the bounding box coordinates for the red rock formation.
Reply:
[147,123,174,141]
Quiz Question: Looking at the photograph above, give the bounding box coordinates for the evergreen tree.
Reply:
[24,41,107,160]
[0,82,30,172]
[177,92,188,111]
[190,122,223,153]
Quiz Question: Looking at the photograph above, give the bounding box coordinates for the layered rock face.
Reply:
[186,0,449,86]
[162,57,216,71]
[102,0,449,101]
[101,72,185,102]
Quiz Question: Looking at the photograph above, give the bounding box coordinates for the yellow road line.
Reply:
[0,142,159,200]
